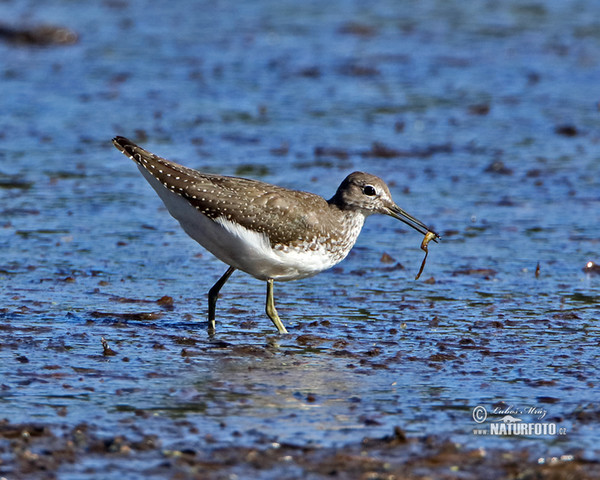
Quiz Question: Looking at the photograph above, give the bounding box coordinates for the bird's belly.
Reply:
[211,215,342,281]
[186,208,341,281]
[268,245,342,281]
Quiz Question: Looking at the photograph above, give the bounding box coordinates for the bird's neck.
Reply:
[323,205,367,263]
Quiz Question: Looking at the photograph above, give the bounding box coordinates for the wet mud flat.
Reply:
[2,419,598,480]
[0,303,598,479]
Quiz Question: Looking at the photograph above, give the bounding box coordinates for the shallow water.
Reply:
[1,0,600,477]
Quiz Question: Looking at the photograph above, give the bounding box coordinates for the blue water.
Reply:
[1,0,599,476]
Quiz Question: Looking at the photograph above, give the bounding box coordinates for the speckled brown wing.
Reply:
[113,136,333,246]
[184,177,335,246]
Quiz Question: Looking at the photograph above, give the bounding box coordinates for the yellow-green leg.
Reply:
[266,279,288,334]
[208,266,236,333]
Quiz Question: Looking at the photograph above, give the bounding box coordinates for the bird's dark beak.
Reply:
[387,204,440,241]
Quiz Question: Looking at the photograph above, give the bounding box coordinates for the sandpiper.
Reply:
[113,136,439,334]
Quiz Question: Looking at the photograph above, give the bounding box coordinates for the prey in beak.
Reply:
[386,204,440,242]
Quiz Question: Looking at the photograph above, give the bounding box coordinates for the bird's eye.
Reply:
[363,185,377,196]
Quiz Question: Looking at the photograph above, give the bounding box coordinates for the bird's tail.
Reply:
[112,136,154,163]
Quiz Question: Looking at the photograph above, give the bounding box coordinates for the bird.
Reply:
[112,136,439,334]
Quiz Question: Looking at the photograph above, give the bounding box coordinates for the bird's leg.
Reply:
[208,266,236,333]
[265,279,288,334]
